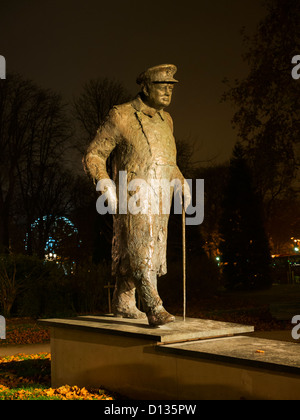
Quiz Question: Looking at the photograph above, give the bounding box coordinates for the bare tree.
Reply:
[0,73,72,253]
[20,164,76,257]
[0,74,39,251]
[73,77,132,151]
[0,256,18,317]
[15,92,72,256]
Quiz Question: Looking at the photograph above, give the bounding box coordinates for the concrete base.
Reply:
[39,315,254,344]
[158,336,300,400]
[39,316,300,400]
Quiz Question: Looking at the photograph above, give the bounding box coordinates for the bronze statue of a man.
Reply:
[84,64,190,326]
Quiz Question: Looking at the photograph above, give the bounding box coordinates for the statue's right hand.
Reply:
[105,185,117,214]
[96,179,118,214]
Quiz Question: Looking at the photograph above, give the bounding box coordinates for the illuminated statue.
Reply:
[84,64,190,326]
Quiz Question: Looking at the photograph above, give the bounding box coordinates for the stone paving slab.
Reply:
[158,335,300,374]
[39,315,254,344]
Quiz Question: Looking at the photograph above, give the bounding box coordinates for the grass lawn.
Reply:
[0,320,120,399]
[0,318,50,347]
[0,353,117,400]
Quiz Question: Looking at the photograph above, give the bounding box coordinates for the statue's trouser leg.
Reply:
[134,269,175,326]
[112,271,175,326]
[112,276,135,310]
[112,276,146,318]
[112,271,161,314]
[133,270,162,313]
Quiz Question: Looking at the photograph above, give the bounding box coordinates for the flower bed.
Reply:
[0,353,116,400]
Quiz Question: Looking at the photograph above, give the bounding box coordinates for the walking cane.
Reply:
[182,206,186,322]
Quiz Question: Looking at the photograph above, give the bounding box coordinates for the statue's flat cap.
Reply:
[136,64,178,85]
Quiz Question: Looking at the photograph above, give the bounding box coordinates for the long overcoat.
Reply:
[84,94,183,280]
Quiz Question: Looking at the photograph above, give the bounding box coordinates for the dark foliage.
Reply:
[219,144,272,290]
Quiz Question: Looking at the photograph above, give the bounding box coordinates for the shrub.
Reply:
[71,262,111,314]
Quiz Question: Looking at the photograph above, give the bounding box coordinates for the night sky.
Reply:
[0,0,266,165]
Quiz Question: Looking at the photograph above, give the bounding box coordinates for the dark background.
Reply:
[0,0,266,166]
[0,0,299,319]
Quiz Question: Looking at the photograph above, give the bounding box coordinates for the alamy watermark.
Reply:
[96,172,204,226]
[291,315,300,340]
[0,55,6,79]
[292,55,300,80]
[0,316,6,340]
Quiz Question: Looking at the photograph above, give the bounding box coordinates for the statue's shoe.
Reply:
[113,306,146,319]
[147,305,175,327]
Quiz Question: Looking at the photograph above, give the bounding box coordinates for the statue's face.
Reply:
[144,82,174,110]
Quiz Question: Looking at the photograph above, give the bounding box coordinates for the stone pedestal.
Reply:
[39,316,300,400]
[40,315,254,344]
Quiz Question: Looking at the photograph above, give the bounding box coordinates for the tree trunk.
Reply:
[0,206,10,253]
